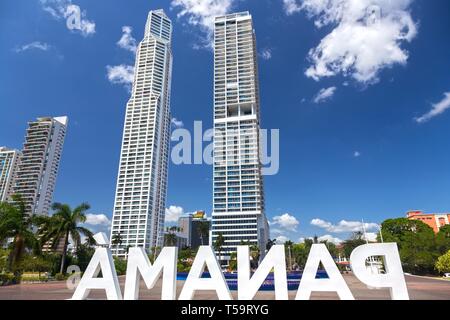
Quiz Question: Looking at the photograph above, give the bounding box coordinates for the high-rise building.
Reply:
[211,12,269,264]
[12,116,68,215]
[110,9,173,257]
[0,147,21,202]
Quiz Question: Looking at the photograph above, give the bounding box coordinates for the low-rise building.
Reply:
[407,210,450,233]
[178,211,211,250]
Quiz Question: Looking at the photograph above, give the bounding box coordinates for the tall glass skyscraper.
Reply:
[110,9,172,257]
[211,12,269,264]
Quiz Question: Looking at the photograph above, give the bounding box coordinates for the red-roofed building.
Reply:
[407,211,450,233]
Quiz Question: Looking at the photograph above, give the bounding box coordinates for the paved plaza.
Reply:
[0,273,449,300]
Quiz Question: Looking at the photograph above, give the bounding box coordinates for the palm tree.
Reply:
[197,221,210,245]
[40,202,94,274]
[0,195,40,272]
[266,239,276,251]
[165,232,177,246]
[213,233,225,267]
[111,233,123,252]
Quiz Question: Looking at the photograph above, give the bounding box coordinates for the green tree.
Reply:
[17,254,52,277]
[0,195,40,272]
[39,202,95,274]
[291,243,310,270]
[165,232,177,246]
[228,252,237,271]
[114,257,127,276]
[381,218,438,275]
[435,250,450,274]
[249,245,260,268]
[266,239,276,251]
[213,233,225,266]
[197,221,210,246]
[111,233,123,252]
[74,242,95,272]
[321,240,338,258]
[342,232,366,259]
[436,225,450,255]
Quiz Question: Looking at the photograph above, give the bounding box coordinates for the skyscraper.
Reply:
[12,116,68,215]
[0,147,20,202]
[211,12,269,265]
[110,9,172,257]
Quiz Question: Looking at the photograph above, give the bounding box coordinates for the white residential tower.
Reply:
[110,10,172,257]
[211,12,269,264]
[0,147,21,202]
[12,116,68,215]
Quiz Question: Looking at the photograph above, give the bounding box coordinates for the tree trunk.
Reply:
[59,232,69,274]
[8,235,24,272]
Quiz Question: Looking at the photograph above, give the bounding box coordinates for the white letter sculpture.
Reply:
[237,245,288,300]
[179,246,232,300]
[72,247,122,300]
[296,244,354,300]
[350,243,409,300]
[124,247,178,300]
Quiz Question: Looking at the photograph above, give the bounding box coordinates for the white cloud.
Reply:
[85,213,111,226]
[171,118,184,128]
[283,0,302,15]
[14,41,51,53]
[117,26,137,53]
[318,234,343,244]
[311,218,379,233]
[39,0,96,37]
[260,48,272,60]
[270,213,300,232]
[284,0,417,84]
[171,0,234,46]
[313,86,337,103]
[106,65,135,92]
[275,236,290,244]
[165,205,184,223]
[415,92,450,123]
[354,151,361,158]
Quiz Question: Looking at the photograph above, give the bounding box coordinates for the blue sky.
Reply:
[1,0,450,244]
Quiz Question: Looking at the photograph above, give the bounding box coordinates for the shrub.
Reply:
[55,273,66,281]
[436,250,450,274]
[114,257,127,276]
[0,273,20,286]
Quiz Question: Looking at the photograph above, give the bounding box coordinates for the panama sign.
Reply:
[71,243,409,300]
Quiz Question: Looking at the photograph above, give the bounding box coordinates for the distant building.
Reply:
[12,116,68,215]
[407,210,450,233]
[0,147,20,202]
[163,231,187,250]
[178,211,211,250]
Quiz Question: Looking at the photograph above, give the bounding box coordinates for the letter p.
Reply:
[350,243,409,300]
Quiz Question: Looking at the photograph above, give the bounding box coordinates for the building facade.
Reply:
[0,147,20,202]
[178,211,211,250]
[407,210,450,233]
[211,12,269,264]
[110,9,173,257]
[12,117,68,215]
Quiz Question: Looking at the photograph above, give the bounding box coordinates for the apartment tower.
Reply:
[0,147,21,202]
[212,12,269,264]
[110,10,172,257]
[12,117,68,215]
